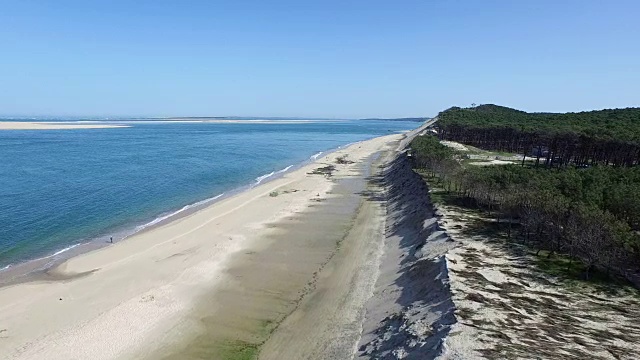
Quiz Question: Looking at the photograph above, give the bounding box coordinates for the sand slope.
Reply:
[356,152,457,359]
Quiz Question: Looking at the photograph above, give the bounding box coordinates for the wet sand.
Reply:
[139,142,398,359]
[257,153,392,360]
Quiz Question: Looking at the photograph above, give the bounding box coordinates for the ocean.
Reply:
[0,119,419,271]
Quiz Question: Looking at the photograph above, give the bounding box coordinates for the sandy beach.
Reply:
[0,122,129,130]
[5,117,634,360]
[0,132,408,359]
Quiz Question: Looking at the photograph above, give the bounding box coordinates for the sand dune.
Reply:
[438,205,640,359]
[357,149,457,359]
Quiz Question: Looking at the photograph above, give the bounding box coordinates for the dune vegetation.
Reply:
[411,107,640,285]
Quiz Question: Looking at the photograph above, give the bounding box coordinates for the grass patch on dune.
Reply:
[216,341,259,360]
[415,171,459,207]
[258,319,277,337]
[159,316,279,360]
[418,172,485,216]
[161,339,259,360]
[535,251,591,281]
[535,250,640,295]
[214,320,277,360]
[426,187,451,207]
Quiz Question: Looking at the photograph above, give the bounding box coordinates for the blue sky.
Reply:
[1,0,638,118]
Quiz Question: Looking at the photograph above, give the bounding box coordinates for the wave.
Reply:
[253,164,295,186]
[310,151,323,160]
[277,165,293,174]
[0,264,12,271]
[254,171,275,186]
[51,243,81,257]
[135,193,225,232]
[0,243,81,273]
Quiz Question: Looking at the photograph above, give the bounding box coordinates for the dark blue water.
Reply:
[0,119,418,269]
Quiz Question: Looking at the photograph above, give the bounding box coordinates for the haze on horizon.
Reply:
[1,0,638,119]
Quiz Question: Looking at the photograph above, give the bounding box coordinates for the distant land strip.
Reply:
[0,122,130,130]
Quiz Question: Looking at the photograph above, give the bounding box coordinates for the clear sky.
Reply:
[1,0,638,118]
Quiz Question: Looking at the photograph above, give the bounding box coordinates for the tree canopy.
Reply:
[436,105,640,167]
[410,134,640,283]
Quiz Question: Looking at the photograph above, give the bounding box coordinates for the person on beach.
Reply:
[110,237,113,243]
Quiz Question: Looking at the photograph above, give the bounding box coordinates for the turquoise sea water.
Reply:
[0,119,419,270]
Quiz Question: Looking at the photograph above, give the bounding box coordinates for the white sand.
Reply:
[0,122,129,130]
[468,159,515,166]
[437,205,640,359]
[0,134,401,360]
[440,140,468,151]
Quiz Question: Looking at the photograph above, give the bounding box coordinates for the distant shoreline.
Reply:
[0,121,130,130]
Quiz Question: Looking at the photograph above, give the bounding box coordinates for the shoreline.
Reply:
[0,132,408,360]
[0,141,358,288]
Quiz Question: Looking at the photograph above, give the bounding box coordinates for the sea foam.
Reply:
[135,193,225,232]
[253,165,294,186]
